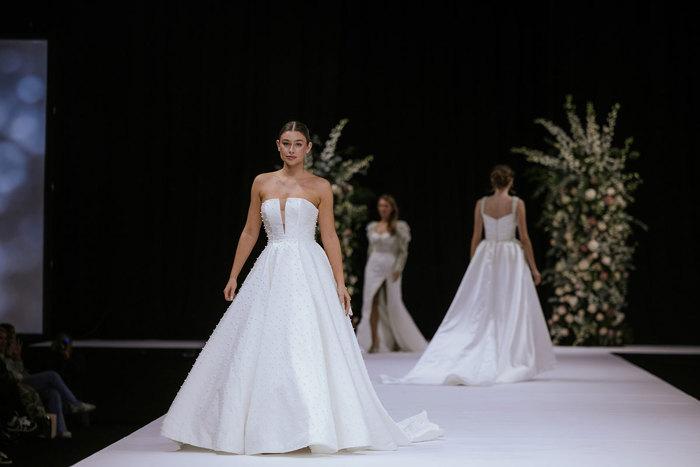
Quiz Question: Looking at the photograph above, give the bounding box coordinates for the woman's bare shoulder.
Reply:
[305,174,332,198]
[253,171,279,183]
[306,173,331,188]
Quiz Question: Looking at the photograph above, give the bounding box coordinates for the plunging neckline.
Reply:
[261,197,318,210]
[261,197,319,235]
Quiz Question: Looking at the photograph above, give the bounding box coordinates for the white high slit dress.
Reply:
[161,197,443,454]
[356,221,427,352]
[382,196,555,385]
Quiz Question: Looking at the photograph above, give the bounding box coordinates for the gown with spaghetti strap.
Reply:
[382,196,555,385]
[161,197,442,454]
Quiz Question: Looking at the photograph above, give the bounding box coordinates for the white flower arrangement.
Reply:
[304,119,374,299]
[512,96,645,345]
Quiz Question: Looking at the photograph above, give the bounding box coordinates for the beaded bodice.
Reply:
[367,231,398,255]
[366,220,411,273]
[261,198,318,243]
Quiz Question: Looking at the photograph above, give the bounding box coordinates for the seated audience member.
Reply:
[47,332,86,399]
[0,328,36,465]
[0,324,95,439]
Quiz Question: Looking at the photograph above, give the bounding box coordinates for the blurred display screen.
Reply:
[0,39,47,333]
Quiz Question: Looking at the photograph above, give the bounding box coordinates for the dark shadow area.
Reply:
[2,1,699,345]
[6,346,199,467]
[614,353,700,401]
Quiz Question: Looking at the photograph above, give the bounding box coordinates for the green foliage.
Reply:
[306,119,374,298]
[512,96,645,345]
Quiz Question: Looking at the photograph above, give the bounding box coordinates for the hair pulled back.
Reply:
[378,194,400,235]
[278,121,311,143]
[490,165,515,190]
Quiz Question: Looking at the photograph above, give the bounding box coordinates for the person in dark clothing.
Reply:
[0,324,95,439]
[47,332,87,400]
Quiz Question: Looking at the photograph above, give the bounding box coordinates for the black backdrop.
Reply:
[2,1,698,343]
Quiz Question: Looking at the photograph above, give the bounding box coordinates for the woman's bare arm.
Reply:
[223,176,263,300]
[317,180,351,315]
[515,199,541,285]
[470,200,484,258]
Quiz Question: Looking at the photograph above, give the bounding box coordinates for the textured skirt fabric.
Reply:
[161,238,442,454]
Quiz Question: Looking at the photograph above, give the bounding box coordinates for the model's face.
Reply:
[276,131,311,166]
[377,199,392,220]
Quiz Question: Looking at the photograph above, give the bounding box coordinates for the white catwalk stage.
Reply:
[75,345,700,467]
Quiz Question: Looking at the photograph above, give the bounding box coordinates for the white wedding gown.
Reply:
[382,196,555,386]
[161,197,442,454]
[356,221,428,353]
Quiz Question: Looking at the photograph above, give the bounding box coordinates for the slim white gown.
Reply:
[161,198,442,454]
[356,221,428,353]
[382,196,555,386]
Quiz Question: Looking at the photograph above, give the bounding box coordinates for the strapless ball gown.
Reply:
[161,197,442,454]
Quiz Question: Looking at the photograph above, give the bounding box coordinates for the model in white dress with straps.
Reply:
[382,167,555,385]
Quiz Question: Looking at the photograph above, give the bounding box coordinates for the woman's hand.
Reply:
[337,283,351,316]
[531,269,542,286]
[223,278,238,301]
[392,270,400,281]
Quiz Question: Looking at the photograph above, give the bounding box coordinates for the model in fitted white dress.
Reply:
[356,220,427,353]
[383,195,555,385]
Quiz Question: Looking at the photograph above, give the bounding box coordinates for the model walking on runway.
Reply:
[382,165,555,385]
[356,195,427,353]
[161,121,442,454]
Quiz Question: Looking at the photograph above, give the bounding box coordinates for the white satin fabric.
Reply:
[382,196,555,386]
[161,198,442,454]
[356,224,428,353]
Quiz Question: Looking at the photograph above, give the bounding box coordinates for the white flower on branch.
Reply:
[512,97,643,346]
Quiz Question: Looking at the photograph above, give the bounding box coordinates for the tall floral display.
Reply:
[512,97,644,345]
[305,119,373,298]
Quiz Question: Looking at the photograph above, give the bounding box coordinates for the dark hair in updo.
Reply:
[490,165,514,190]
[278,121,311,143]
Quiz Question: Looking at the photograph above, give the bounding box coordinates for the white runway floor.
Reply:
[75,347,700,467]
